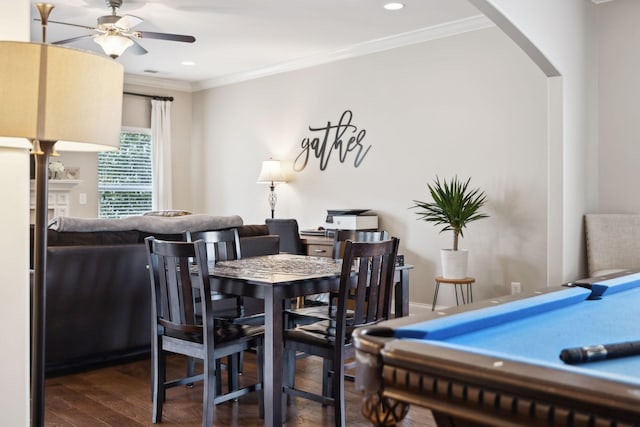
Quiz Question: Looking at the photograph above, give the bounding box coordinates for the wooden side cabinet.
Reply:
[301,235,333,258]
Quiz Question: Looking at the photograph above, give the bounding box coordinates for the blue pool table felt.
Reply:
[396,273,640,385]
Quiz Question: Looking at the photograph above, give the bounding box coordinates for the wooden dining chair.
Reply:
[145,237,264,427]
[184,228,244,318]
[296,230,390,311]
[184,228,261,377]
[282,238,399,427]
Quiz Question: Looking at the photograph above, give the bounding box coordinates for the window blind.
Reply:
[98,129,152,218]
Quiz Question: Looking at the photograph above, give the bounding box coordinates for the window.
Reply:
[98,128,152,218]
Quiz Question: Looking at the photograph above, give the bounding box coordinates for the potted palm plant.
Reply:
[412,176,488,279]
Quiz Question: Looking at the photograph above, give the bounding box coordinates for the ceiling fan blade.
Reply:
[36,18,97,31]
[51,34,94,45]
[116,15,143,30]
[128,38,149,55]
[134,31,195,43]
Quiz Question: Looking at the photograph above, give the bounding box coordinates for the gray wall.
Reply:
[597,0,640,212]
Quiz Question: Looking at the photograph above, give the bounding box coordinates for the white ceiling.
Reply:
[30,0,485,89]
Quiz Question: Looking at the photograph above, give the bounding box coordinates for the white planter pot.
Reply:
[440,249,468,279]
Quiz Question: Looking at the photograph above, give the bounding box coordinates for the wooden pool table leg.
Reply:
[361,390,409,427]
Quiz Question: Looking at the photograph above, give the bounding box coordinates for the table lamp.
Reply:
[257,159,286,218]
[0,38,123,426]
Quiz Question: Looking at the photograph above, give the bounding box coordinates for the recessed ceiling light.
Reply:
[181,60,195,66]
[383,2,404,11]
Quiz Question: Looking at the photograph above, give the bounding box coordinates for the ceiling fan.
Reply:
[43,0,196,58]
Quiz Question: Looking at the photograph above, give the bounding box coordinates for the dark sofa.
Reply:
[32,218,278,374]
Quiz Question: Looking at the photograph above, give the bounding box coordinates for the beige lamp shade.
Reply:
[0,41,123,151]
[257,159,286,184]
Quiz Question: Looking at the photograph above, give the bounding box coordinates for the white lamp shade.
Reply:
[257,159,286,184]
[0,41,123,151]
[94,34,133,59]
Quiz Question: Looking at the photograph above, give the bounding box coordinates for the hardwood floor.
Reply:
[44,353,436,426]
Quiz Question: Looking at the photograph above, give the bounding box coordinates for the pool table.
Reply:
[353,271,640,427]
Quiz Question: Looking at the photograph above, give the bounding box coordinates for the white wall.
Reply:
[0,0,31,424]
[597,0,640,212]
[192,27,549,307]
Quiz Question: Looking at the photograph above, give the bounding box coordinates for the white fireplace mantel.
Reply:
[29,179,81,223]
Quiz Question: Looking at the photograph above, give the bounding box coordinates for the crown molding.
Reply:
[123,14,494,93]
[123,74,193,92]
[193,14,494,91]
[591,0,615,3]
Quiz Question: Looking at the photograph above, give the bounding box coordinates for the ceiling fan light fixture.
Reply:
[94,33,133,58]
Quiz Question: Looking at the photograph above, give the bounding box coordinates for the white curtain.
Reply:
[151,99,173,210]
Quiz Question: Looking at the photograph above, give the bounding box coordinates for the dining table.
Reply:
[208,253,411,426]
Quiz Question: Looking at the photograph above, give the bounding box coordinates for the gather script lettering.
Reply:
[293,110,371,171]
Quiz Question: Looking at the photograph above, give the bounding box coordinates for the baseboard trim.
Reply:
[408,302,438,316]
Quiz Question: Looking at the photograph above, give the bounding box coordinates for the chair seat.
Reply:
[232,312,265,326]
[286,305,355,327]
[285,319,355,348]
[165,319,264,345]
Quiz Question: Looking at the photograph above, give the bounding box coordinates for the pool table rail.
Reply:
[354,287,640,427]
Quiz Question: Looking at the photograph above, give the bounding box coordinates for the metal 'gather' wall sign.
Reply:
[293,110,371,171]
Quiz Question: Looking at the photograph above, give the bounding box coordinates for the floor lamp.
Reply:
[257,159,286,218]
[0,41,123,426]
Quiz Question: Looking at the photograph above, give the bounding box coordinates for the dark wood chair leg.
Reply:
[215,359,222,394]
[187,356,196,387]
[333,351,346,427]
[257,343,265,419]
[322,359,331,405]
[228,354,239,393]
[203,350,216,427]
[283,347,296,405]
[152,347,165,423]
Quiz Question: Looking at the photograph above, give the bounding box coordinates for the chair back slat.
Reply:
[365,256,383,322]
[178,256,196,324]
[185,229,242,262]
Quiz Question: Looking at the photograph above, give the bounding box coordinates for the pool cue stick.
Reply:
[560,340,640,364]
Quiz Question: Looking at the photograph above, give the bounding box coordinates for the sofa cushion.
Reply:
[47,229,140,246]
[48,214,243,234]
